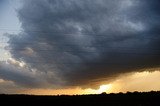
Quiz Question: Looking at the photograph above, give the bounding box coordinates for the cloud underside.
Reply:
[1,0,160,89]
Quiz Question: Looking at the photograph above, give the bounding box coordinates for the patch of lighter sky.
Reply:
[0,0,21,61]
[17,70,160,95]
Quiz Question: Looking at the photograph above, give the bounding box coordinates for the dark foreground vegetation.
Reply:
[0,91,160,106]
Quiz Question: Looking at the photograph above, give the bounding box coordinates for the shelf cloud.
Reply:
[1,0,160,89]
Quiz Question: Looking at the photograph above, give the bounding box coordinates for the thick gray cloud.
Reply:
[0,61,46,88]
[2,0,160,88]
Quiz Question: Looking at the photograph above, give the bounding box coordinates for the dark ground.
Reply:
[0,91,160,106]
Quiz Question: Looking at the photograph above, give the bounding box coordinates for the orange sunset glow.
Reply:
[8,70,159,95]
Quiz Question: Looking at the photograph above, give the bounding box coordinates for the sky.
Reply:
[0,0,160,95]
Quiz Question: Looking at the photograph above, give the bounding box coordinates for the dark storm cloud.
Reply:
[2,0,160,88]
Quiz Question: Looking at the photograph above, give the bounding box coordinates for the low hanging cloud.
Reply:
[1,0,160,88]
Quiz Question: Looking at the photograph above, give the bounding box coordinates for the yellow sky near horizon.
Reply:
[13,70,160,95]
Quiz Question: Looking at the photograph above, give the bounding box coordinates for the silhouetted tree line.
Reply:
[0,91,160,106]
